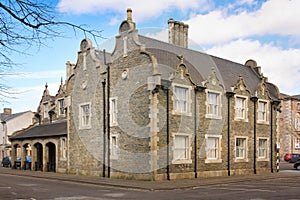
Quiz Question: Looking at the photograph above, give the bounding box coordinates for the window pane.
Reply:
[174,135,188,160]
[208,92,219,116]
[236,138,245,158]
[259,139,267,158]
[236,97,245,118]
[207,137,218,159]
[175,87,188,113]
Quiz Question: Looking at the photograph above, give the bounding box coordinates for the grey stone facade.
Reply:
[66,8,281,180]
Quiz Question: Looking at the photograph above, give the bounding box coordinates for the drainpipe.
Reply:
[250,95,258,174]
[104,49,111,178]
[102,79,106,177]
[166,87,170,180]
[153,80,171,180]
[270,101,273,173]
[161,79,171,180]
[226,89,235,176]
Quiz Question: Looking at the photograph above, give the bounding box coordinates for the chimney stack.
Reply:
[127,8,132,22]
[3,108,12,115]
[168,18,189,48]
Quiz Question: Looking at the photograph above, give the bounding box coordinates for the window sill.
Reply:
[205,114,222,120]
[172,159,192,164]
[205,158,222,164]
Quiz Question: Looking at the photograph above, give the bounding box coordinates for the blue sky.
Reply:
[3,0,300,113]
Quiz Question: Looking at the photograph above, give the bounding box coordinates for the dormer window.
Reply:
[43,102,49,118]
[172,84,192,115]
[258,100,268,123]
[123,36,128,57]
[235,95,248,121]
[206,90,222,119]
[58,99,65,115]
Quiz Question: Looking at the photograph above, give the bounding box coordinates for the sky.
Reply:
[3,0,300,113]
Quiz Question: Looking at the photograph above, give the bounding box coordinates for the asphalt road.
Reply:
[1,164,300,200]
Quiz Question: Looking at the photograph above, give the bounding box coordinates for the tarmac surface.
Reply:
[1,166,299,191]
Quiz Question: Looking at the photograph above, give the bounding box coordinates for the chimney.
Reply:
[127,8,132,22]
[3,108,12,115]
[168,18,189,48]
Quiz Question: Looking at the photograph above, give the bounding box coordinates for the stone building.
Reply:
[277,94,300,159]
[0,108,34,161]
[10,81,68,172]
[66,9,281,180]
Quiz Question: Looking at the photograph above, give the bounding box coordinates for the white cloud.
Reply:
[5,82,61,113]
[207,39,300,95]
[186,0,300,45]
[57,0,212,22]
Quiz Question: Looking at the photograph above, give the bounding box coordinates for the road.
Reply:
[0,162,299,200]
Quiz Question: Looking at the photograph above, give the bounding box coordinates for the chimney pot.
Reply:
[3,108,12,115]
[127,8,132,22]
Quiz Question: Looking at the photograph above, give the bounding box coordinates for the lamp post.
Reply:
[226,88,235,176]
[250,94,258,174]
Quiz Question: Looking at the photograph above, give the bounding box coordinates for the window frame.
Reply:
[205,134,222,163]
[295,114,300,131]
[258,137,269,161]
[60,137,67,160]
[257,100,269,123]
[58,98,65,116]
[295,138,300,149]
[110,97,118,126]
[79,102,92,129]
[43,102,49,119]
[234,95,248,121]
[234,136,248,162]
[110,134,119,159]
[172,133,192,164]
[172,84,192,116]
[205,90,222,119]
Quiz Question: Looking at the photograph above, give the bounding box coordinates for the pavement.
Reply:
[1,166,300,191]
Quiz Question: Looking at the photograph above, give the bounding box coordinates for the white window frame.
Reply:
[110,97,118,126]
[297,102,300,110]
[43,102,49,119]
[79,102,91,129]
[172,133,192,164]
[58,98,65,116]
[295,138,300,149]
[172,84,192,116]
[205,134,222,163]
[234,95,248,121]
[257,100,269,123]
[110,134,119,159]
[234,136,248,162]
[205,90,222,119]
[258,138,268,160]
[60,137,67,160]
[123,36,128,57]
[295,114,300,131]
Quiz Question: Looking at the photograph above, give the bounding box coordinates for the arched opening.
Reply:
[34,143,43,171]
[23,143,32,170]
[46,142,56,172]
[12,144,21,169]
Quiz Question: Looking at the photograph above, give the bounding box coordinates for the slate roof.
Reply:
[10,120,67,140]
[139,35,279,100]
[0,111,32,122]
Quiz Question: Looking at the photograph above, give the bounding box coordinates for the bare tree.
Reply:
[0,0,102,101]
